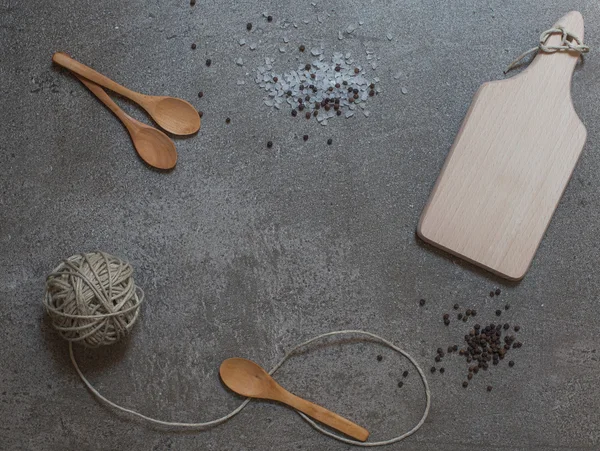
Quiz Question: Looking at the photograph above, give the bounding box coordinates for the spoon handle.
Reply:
[280,391,369,442]
[53,52,145,104]
[75,75,136,128]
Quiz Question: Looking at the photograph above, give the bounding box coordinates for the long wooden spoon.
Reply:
[219,357,369,442]
[53,52,200,136]
[76,75,177,170]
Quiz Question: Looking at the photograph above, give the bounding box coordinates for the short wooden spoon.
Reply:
[76,75,177,170]
[53,52,200,136]
[219,357,369,442]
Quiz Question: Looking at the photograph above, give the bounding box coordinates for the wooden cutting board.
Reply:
[418,11,587,280]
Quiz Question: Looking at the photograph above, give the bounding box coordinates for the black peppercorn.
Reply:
[474,324,480,330]
[335,83,340,88]
[190,0,196,5]
[453,345,458,351]
[305,112,311,119]
[310,73,316,79]
[291,109,297,117]
[335,66,341,72]
[439,367,445,373]
[465,309,471,316]
[305,95,310,101]
[354,67,359,74]
[273,77,278,82]
[508,360,514,367]
[496,310,501,316]
[514,325,520,332]
[467,373,473,380]
[198,91,203,98]
[487,385,493,392]
[369,90,375,97]
[490,291,495,297]
[443,314,449,321]
[457,313,463,320]
[246,23,252,31]
[324,105,330,111]
[462,316,468,322]
[299,84,304,90]
[447,346,453,353]
[430,367,436,373]
[267,141,273,148]
[419,299,426,306]
[462,381,468,388]
[305,64,311,71]
[303,135,309,141]
[267,15,273,22]
[225,117,231,124]
[505,304,510,310]
[298,104,304,111]
[286,90,292,96]
[336,110,341,116]
[453,303,459,310]
[198,111,203,118]
[376,354,382,361]
[444,319,450,326]
[471,310,477,316]
[327,138,332,145]
[205,59,212,66]
[435,355,441,362]
[398,381,403,388]
[503,323,509,330]
[313,110,318,117]
[495,288,501,295]
[299,45,305,52]
[402,370,408,378]
[342,81,348,85]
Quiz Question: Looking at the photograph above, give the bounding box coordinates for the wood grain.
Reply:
[418,11,587,280]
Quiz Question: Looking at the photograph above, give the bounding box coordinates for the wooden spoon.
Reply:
[219,358,369,442]
[76,75,177,170]
[53,52,200,136]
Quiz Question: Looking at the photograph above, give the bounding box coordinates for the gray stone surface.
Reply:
[1,1,600,450]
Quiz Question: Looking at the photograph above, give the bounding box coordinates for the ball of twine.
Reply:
[44,252,144,348]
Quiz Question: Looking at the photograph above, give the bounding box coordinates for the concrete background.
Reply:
[1,0,600,450]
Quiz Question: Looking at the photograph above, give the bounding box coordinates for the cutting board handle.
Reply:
[519,11,584,89]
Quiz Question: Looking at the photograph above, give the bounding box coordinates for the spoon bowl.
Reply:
[148,96,201,136]
[220,357,369,442]
[131,126,177,170]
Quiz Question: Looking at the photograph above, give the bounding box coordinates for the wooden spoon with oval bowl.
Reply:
[220,357,370,442]
[53,52,200,136]
[76,75,177,170]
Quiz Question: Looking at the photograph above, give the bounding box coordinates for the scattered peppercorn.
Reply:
[463,381,468,388]
[225,117,231,124]
[419,299,426,306]
[503,323,510,330]
[205,59,212,66]
[267,15,273,22]
[324,105,330,111]
[457,313,463,320]
[246,23,252,31]
[487,385,493,392]
[336,110,342,116]
[495,288,501,295]
[439,367,445,374]
[198,91,203,98]
[191,43,196,49]
[291,109,297,117]
[435,355,441,362]
[310,73,316,79]
[514,325,520,332]
[443,314,450,321]
[305,112,311,119]
[398,381,403,388]
[273,76,278,82]
[453,304,459,310]
[299,45,305,52]
[267,141,273,148]
[305,64,311,71]
[335,83,340,88]
[327,138,332,145]
[496,310,502,316]
[313,110,318,116]
[465,309,472,316]
[198,111,203,118]
[190,0,196,5]
[490,291,495,297]
[467,373,473,380]
[402,370,408,378]
[354,67,359,74]
[335,66,341,72]
[509,360,514,367]
[303,135,309,141]
[430,367,436,373]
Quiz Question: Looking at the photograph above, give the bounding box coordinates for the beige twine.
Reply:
[44,252,431,447]
[505,26,589,73]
